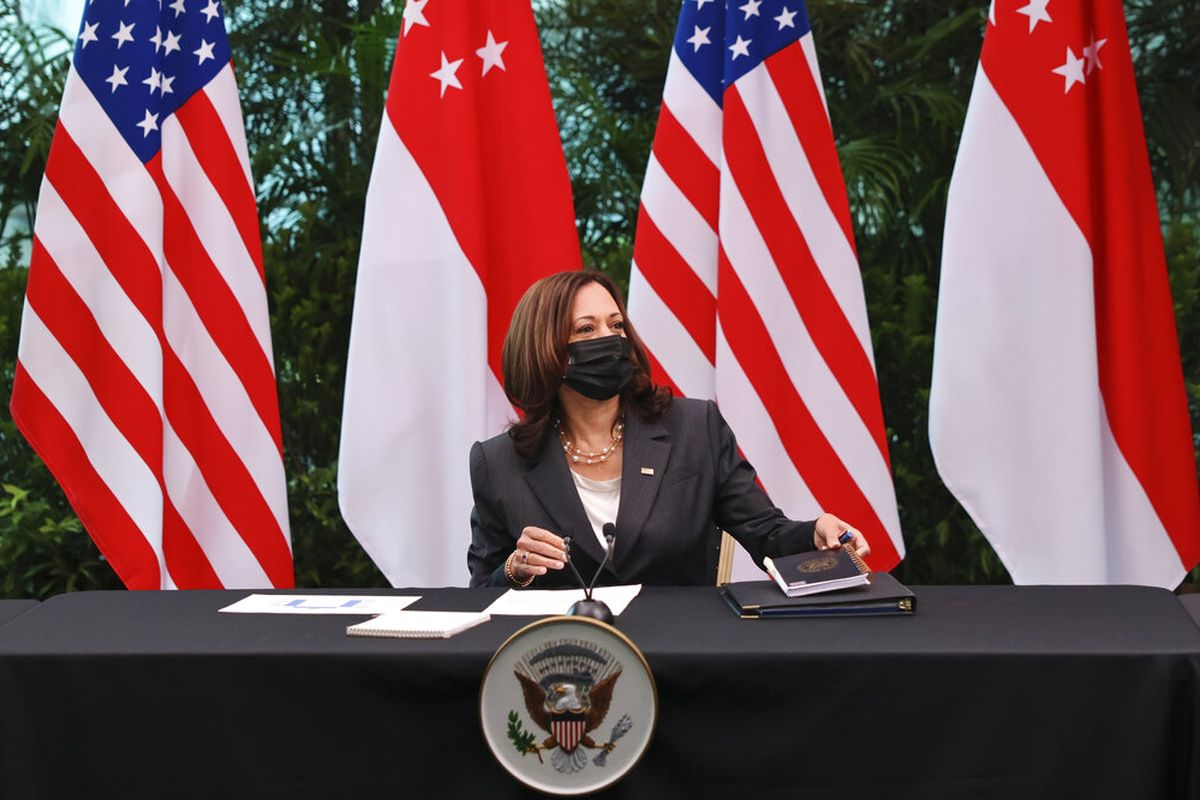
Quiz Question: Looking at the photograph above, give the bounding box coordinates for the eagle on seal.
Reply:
[513,642,623,772]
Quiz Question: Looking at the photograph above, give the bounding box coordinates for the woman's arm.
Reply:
[467,441,512,587]
[706,400,877,567]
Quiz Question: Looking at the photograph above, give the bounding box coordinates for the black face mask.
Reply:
[563,335,635,401]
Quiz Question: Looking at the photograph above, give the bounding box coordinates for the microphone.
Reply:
[566,522,617,625]
[588,523,617,596]
[560,537,591,594]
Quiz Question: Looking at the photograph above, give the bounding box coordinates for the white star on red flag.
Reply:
[476,30,507,76]
[1016,0,1052,33]
[1082,34,1107,75]
[403,0,430,36]
[1051,46,1086,93]
[430,51,463,97]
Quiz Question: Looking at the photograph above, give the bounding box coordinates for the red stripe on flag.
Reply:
[763,45,857,254]
[145,156,283,454]
[718,250,900,570]
[162,350,293,587]
[724,86,891,467]
[632,207,716,363]
[652,104,720,231]
[24,239,163,478]
[44,125,162,330]
[643,346,683,401]
[24,239,222,589]
[174,91,265,282]
[10,363,161,589]
[161,497,222,589]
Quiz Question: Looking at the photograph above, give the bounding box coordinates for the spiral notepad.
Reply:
[346,610,490,639]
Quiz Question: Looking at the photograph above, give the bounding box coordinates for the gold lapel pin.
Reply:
[640,467,655,476]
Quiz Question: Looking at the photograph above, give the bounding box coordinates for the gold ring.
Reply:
[521,551,528,564]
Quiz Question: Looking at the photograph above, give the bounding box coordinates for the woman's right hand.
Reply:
[512,526,568,580]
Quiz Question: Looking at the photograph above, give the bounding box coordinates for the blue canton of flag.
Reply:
[73,0,232,163]
[674,0,811,105]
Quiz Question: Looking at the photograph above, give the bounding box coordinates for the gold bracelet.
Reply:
[504,551,535,588]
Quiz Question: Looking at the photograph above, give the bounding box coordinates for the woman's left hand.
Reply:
[813,513,871,559]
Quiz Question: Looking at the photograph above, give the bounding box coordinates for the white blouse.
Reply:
[569,470,621,554]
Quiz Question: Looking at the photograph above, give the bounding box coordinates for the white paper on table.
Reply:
[218,594,421,615]
[483,585,642,617]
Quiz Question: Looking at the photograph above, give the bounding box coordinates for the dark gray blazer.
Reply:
[467,397,816,587]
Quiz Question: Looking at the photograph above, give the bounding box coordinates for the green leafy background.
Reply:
[0,0,1196,597]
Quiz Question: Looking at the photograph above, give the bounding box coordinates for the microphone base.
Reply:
[567,598,614,626]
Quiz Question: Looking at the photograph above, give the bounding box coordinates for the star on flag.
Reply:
[476,30,507,76]
[104,64,129,92]
[1082,33,1107,74]
[112,19,136,48]
[1016,0,1052,33]
[430,51,463,97]
[1051,46,1086,93]
[135,108,159,137]
[403,0,430,36]
[729,35,751,60]
[687,25,711,52]
[79,21,99,48]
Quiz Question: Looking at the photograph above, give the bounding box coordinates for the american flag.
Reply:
[9,0,292,589]
[338,0,580,586]
[628,0,903,576]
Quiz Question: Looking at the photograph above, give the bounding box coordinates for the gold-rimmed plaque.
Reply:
[480,616,657,795]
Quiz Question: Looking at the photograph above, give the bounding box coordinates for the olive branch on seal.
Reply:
[507,711,542,762]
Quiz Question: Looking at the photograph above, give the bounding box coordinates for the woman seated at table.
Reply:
[467,270,870,588]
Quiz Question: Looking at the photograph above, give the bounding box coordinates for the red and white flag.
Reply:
[628,0,903,578]
[929,0,1200,585]
[10,1,292,589]
[338,0,580,586]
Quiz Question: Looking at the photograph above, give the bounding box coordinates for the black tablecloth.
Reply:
[1182,593,1200,629]
[0,586,1197,799]
[0,599,38,628]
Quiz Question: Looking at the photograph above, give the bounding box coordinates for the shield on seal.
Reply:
[480,615,658,795]
[551,713,587,752]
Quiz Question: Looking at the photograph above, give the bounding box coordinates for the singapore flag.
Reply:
[929,0,1200,586]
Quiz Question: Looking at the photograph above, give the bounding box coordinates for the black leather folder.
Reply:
[720,572,916,618]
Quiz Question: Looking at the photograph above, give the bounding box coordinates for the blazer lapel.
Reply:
[614,412,670,575]
[522,433,609,570]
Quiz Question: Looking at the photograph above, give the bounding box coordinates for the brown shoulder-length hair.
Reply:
[502,270,672,460]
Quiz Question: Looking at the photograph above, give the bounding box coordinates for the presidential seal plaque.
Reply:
[480,616,656,795]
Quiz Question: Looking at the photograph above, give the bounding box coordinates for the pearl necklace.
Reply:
[557,417,625,465]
